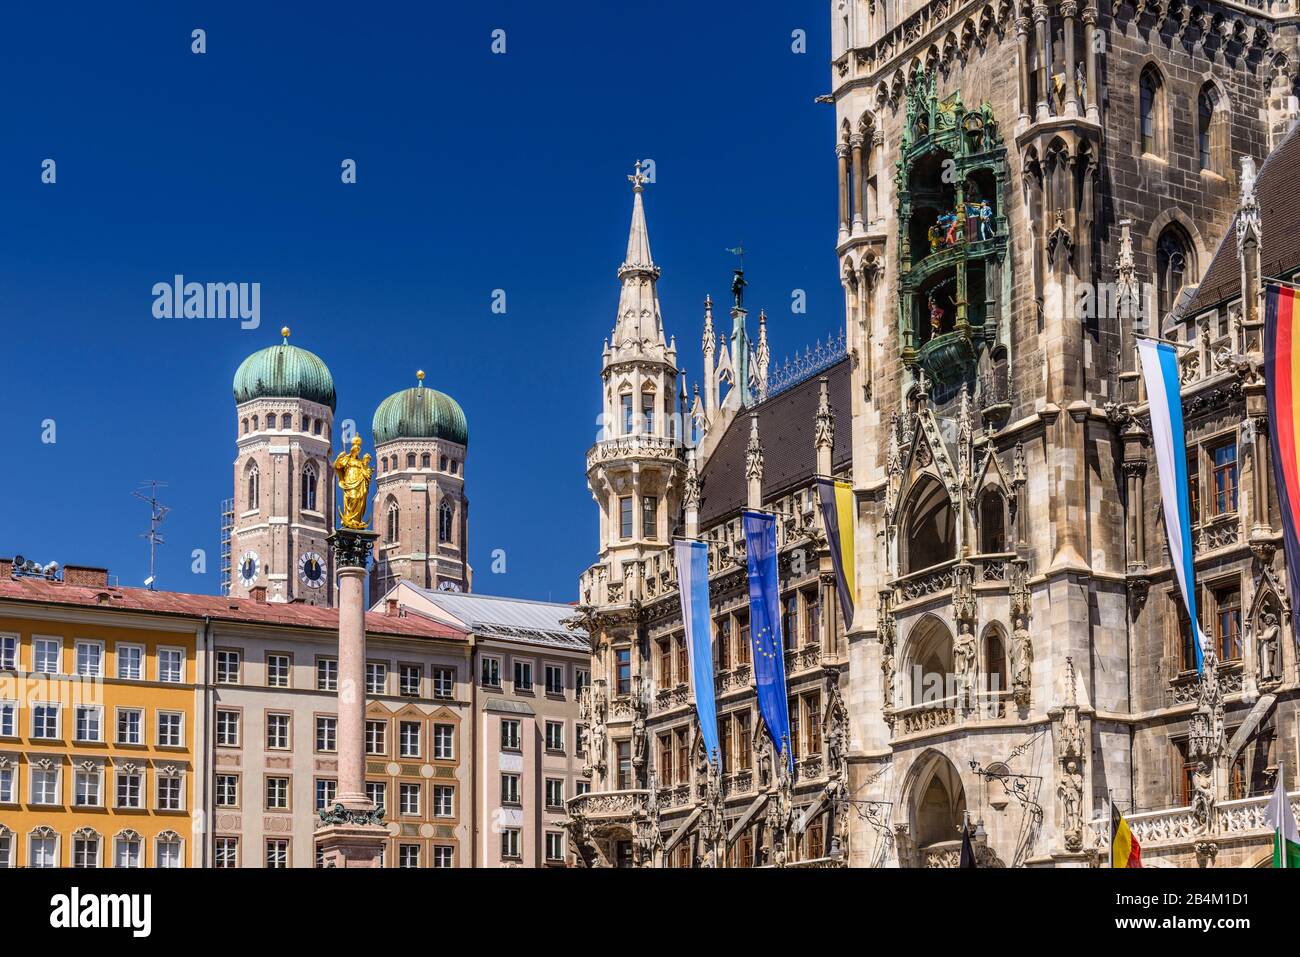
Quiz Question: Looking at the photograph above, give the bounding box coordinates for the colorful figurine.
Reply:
[929,296,944,334]
[977,200,993,240]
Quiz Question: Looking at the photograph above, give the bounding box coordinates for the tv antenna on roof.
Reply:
[133,481,169,591]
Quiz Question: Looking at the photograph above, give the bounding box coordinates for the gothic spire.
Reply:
[612,161,667,357]
[745,414,764,508]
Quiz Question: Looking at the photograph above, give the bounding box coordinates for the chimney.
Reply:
[63,565,109,588]
[250,586,267,603]
[0,558,11,579]
[386,598,399,616]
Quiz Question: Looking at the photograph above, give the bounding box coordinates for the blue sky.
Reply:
[2,1,842,602]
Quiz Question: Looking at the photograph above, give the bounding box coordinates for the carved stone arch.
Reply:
[909,57,925,86]
[979,620,1010,695]
[1146,209,1210,322]
[891,70,907,105]
[900,615,955,706]
[979,3,997,37]
[898,747,969,849]
[876,81,891,110]
[961,18,978,51]
[941,32,958,67]
[899,474,958,573]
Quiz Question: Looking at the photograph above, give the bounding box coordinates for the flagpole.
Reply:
[1108,790,1114,869]
[1133,332,1197,352]
[1264,276,1300,292]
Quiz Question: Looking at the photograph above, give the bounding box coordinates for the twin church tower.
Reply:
[225,327,470,606]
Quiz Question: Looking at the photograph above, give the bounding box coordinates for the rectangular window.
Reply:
[789,695,801,760]
[30,835,57,868]
[73,835,99,869]
[33,703,60,739]
[315,778,337,811]
[620,497,634,539]
[616,647,632,695]
[115,838,142,869]
[642,393,655,434]
[215,709,240,747]
[501,773,521,806]
[501,828,521,859]
[34,637,60,674]
[433,785,454,817]
[501,719,521,751]
[365,661,388,695]
[782,595,799,647]
[216,774,240,808]
[1213,583,1243,661]
[157,775,183,811]
[365,719,387,755]
[1210,441,1239,517]
[805,691,822,756]
[367,781,387,809]
[617,740,632,790]
[116,770,142,809]
[545,777,564,809]
[675,637,688,686]
[0,701,13,737]
[621,393,634,435]
[659,639,673,684]
[157,711,184,747]
[157,839,182,869]
[399,721,422,758]
[545,720,565,752]
[804,590,821,647]
[577,668,590,690]
[158,647,184,683]
[399,782,421,816]
[32,767,59,805]
[720,714,733,773]
[717,619,731,671]
[75,768,101,807]
[737,711,752,771]
[116,707,143,745]
[317,657,338,691]
[0,634,15,670]
[433,845,454,868]
[0,765,13,803]
[545,663,564,695]
[118,644,145,680]
[265,839,288,869]
[316,715,337,753]
[216,649,241,684]
[433,723,454,760]
[659,734,673,783]
[514,660,533,692]
[75,641,103,677]
[676,728,689,785]
[214,837,239,869]
[642,495,658,540]
[266,712,291,750]
[545,831,565,862]
[480,657,501,688]
[1188,452,1201,526]
[266,653,290,688]
[264,776,290,810]
[400,664,422,697]
[75,705,102,743]
[399,844,420,868]
[433,666,454,698]
[736,613,751,665]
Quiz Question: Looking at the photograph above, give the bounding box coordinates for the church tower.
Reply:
[230,327,335,605]
[588,163,683,594]
[370,370,470,597]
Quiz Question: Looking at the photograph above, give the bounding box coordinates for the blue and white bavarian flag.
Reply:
[742,509,793,771]
[674,538,720,768]
[1137,338,1206,672]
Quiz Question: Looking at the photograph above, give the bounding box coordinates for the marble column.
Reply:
[1062,2,1079,117]
[1016,17,1033,129]
[316,526,387,868]
[837,144,851,239]
[1082,6,1100,122]
[850,133,866,233]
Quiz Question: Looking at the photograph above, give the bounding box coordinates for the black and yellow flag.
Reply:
[1111,801,1142,868]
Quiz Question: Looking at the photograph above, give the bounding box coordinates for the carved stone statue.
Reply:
[1058,759,1084,852]
[589,695,607,779]
[1011,615,1033,703]
[755,724,772,789]
[953,620,977,708]
[1191,761,1215,834]
[333,435,374,529]
[881,647,897,707]
[632,712,647,769]
[1257,610,1281,683]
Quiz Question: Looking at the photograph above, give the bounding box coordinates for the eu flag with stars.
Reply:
[743,509,793,772]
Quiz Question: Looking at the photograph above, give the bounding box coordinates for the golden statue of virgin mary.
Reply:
[333,435,373,529]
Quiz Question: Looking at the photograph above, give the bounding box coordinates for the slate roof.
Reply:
[0,577,468,642]
[402,587,589,650]
[697,357,853,528]
[1184,124,1300,315]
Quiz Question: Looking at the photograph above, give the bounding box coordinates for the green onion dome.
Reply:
[372,370,469,447]
[232,327,337,411]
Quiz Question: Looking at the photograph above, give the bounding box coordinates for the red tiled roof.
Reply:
[0,578,469,641]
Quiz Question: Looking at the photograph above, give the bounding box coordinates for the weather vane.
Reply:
[726,243,747,270]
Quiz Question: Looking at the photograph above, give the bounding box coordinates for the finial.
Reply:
[628,160,648,193]
[281,326,291,343]
[416,370,425,388]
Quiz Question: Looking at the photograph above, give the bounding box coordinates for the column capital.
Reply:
[329,528,379,569]
[836,143,850,159]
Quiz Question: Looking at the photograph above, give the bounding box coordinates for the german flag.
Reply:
[1264,284,1300,629]
[1111,801,1142,868]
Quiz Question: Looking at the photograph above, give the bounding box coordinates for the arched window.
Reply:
[246,463,260,511]
[1139,66,1164,154]
[903,477,955,573]
[438,502,454,544]
[241,418,249,435]
[1156,225,1193,320]
[386,499,400,544]
[313,419,322,436]
[440,455,448,471]
[301,463,318,512]
[114,830,143,868]
[421,453,431,469]
[407,453,416,469]
[381,456,388,473]
[266,414,277,430]
[251,415,259,431]
[984,629,1008,695]
[155,831,183,869]
[1197,84,1227,174]
[978,489,1007,553]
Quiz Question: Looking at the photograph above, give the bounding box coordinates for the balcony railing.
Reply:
[567,789,649,822]
[1086,790,1300,852]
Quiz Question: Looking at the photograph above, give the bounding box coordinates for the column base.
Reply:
[315,823,389,868]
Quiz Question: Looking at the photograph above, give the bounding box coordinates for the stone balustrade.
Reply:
[1086,790,1300,852]
[567,789,650,822]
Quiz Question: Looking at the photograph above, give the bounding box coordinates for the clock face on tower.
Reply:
[298,552,326,589]
[237,550,260,587]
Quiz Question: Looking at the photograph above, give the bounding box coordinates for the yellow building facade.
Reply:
[0,574,201,868]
